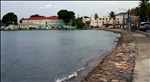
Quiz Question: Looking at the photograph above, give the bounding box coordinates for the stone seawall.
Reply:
[81,28,137,82]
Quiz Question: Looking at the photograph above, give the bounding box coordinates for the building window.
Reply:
[99,18,101,20]
[109,18,111,20]
[103,18,104,20]
[118,21,119,23]
[106,18,107,20]
[118,18,119,20]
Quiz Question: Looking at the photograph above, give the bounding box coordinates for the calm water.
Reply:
[1,30,118,82]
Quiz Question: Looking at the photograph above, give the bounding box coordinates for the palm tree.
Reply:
[147,3,150,21]
[138,0,149,22]
[134,7,140,16]
[109,11,116,24]
[94,13,99,27]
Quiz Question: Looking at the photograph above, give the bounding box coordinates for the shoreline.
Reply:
[55,30,120,82]
[80,28,137,82]
[54,28,137,82]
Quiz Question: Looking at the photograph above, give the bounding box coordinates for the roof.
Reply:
[25,16,59,20]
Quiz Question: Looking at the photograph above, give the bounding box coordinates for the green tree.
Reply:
[30,14,39,17]
[147,3,150,21]
[19,18,26,23]
[109,11,116,23]
[57,10,75,25]
[74,18,85,28]
[81,16,89,19]
[2,12,18,26]
[30,14,44,17]
[138,0,149,22]
[132,7,140,16]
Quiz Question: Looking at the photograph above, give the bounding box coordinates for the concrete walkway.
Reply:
[131,32,150,82]
[102,28,150,82]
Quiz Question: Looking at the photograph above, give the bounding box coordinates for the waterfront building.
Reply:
[7,16,65,30]
[82,12,140,27]
[20,16,65,29]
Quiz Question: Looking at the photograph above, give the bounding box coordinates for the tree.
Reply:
[138,0,149,22]
[147,3,150,21]
[109,11,116,24]
[57,10,75,25]
[74,18,85,28]
[94,13,99,27]
[30,14,39,17]
[81,16,89,19]
[131,7,140,16]
[30,14,44,17]
[2,12,18,26]
[19,18,26,23]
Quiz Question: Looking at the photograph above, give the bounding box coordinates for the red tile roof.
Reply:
[25,16,59,20]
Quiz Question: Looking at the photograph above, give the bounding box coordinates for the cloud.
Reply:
[40,4,58,9]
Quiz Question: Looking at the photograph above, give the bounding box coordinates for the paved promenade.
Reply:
[132,32,150,82]
[105,29,150,82]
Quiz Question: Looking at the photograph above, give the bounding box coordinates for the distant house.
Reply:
[82,15,123,27]
[18,16,65,29]
[82,12,140,27]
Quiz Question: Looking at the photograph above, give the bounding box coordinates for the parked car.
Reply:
[139,22,150,31]
[108,25,113,28]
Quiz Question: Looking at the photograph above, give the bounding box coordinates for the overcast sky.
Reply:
[1,1,140,20]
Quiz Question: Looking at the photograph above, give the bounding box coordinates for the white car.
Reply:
[109,25,113,28]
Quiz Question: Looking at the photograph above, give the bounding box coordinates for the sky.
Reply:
[1,1,140,20]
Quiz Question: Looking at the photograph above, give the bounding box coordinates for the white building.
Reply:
[82,12,139,27]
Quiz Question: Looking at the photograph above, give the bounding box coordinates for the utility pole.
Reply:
[123,13,125,29]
